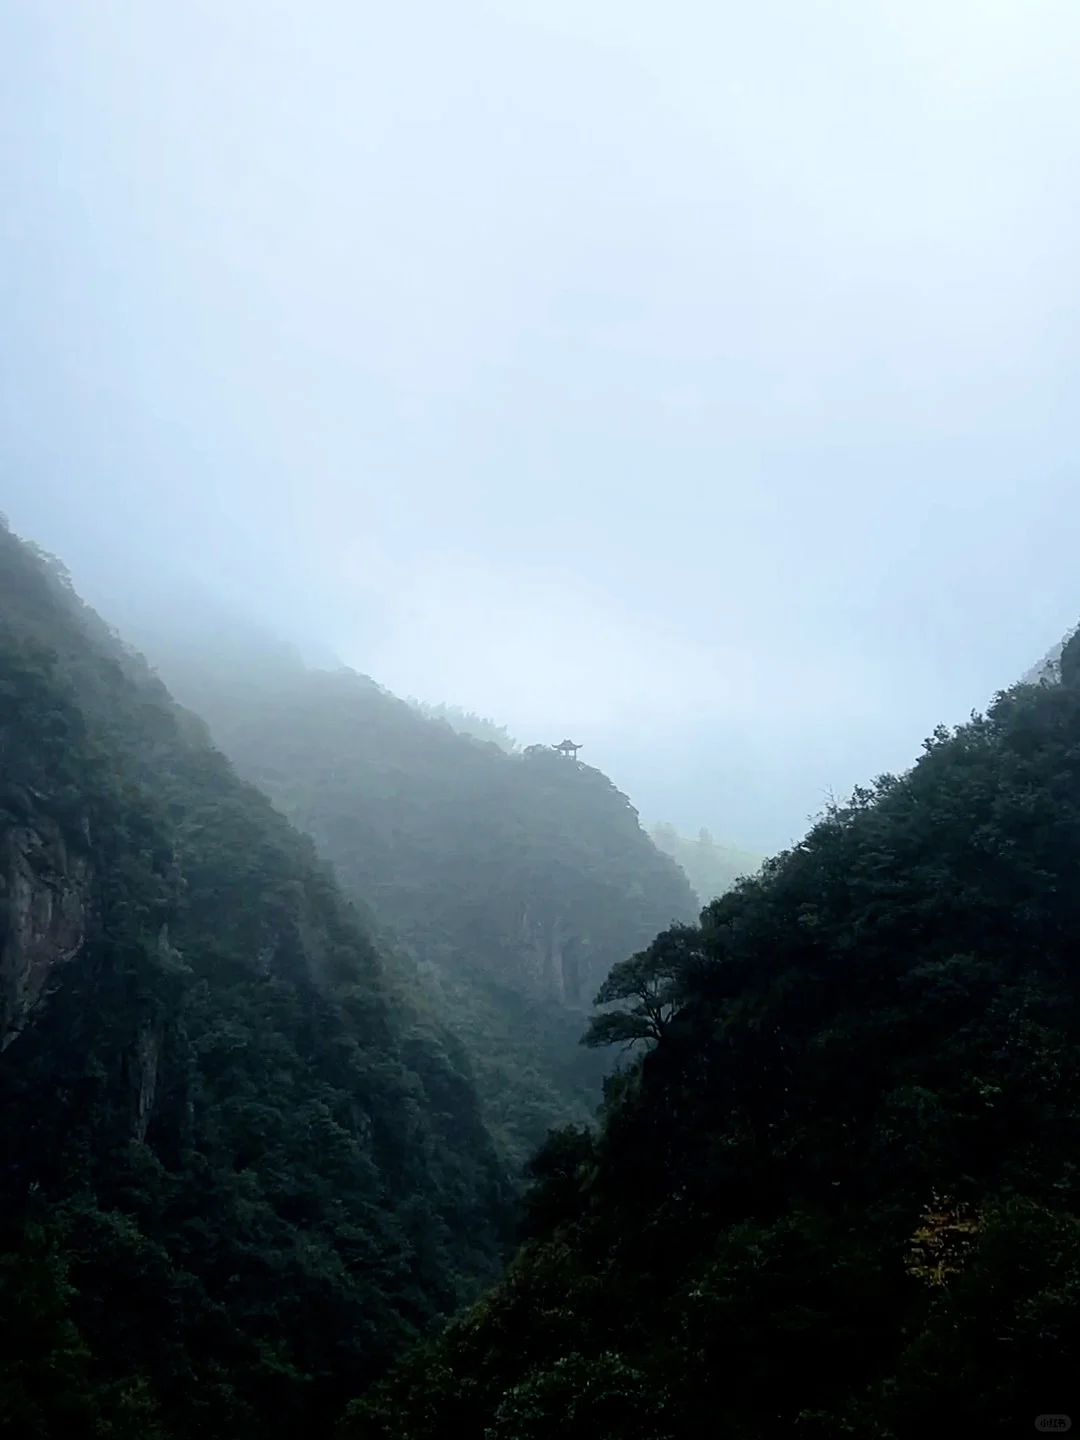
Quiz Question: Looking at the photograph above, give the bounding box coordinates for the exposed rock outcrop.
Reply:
[0,801,92,1050]
[132,1016,163,1141]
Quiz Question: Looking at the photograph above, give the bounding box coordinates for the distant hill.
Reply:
[142,645,698,1176]
[406,699,519,754]
[648,822,764,904]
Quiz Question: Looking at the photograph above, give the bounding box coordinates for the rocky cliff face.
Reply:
[0,795,91,1051]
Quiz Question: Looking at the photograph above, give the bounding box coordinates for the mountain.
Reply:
[647,822,763,904]
[0,522,513,1438]
[138,642,699,1176]
[349,647,1080,1437]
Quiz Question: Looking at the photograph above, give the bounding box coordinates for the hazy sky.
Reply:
[3,0,1080,850]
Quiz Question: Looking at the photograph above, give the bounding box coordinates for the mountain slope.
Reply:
[140,644,698,1174]
[349,656,1080,1437]
[0,523,512,1438]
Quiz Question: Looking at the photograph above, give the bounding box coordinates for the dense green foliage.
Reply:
[348,670,1080,1436]
[149,655,697,1175]
[13,511,1079,1435]
[0,524,513,1437]
[647,821,763,904]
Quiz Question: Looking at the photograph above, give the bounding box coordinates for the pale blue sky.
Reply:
[3,0,1080,849]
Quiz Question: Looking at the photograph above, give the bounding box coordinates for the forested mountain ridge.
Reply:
[348,652,1080,1436]
[0,521,513,1437]
[143,647,698,1173]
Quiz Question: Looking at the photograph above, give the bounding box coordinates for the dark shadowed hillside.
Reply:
[0,522,512,1438]
[348,654,1080,1438]
[137,639,698,1175]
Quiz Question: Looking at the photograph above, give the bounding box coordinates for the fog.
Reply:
[3,0,1080,851]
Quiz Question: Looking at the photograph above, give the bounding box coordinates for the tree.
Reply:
[583,926,702,1050]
